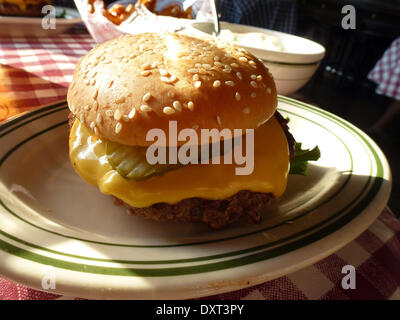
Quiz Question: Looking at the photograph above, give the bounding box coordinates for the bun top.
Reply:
[67,32,277,146]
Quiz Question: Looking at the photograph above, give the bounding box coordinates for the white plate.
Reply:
[0,6,81,36]
[0,96,391,299]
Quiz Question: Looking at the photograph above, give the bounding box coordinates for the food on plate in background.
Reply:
[148,1,193,19]
[102,3,134,25]
[88,0,193,26]
[67,32,320,228]
[0,0,52,17]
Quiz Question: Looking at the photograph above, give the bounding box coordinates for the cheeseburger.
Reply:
[68,33,318,228]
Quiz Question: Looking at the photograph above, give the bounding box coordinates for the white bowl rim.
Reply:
[189,21,326,64]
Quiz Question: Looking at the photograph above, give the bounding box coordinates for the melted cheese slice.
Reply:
[69,118,289,208]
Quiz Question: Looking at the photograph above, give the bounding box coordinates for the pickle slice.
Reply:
[106,136,232,181]
[105,141,183,181]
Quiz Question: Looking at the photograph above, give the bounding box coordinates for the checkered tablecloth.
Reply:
[368,37,400,100]
[0,33,399,300]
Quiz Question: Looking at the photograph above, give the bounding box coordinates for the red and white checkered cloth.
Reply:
[0,33,399,300]
[0,33,94,121]
[368,37,400,100]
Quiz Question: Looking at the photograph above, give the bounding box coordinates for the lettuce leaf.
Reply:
[289,142,321,176]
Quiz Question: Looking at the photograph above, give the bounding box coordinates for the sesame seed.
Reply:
[84,79,90,85]
[142,92,151,102]
[213,80,221,87]
[128,53,137,59]
[214,56,220,61]
[173,101,182,112]
[163,106,175,115]
[114,109,122,121]
[108,80,114,88]
[94,127,99,135]
[251,92,257,98]
[195,63,202,68]
[236,72,243,80]
[159,69,168,76]
[251,74,257,80]
[122,115,129,122]
[231,63,239,68]
[235,92,241,101]
[142,62,151,70]
[225,80,235,87]
[188,68,198,74]
[214,61,223,67]
[161,76,169,82]
[193,74,199,81]
[257,75,263,81]
[140,70,151,76]
[96,114,102,124]
[250,81,258,88]
[202,64,212,69]
[243,107,250,114]
[115,122,122,134]
[267,87,272,94]
[249,60,256,66]
[187,101,194,111]
[128,108,136,119]
[169,75,177,82]
[140,105,152,112]
[105,110,113,117]
[217,116,222,126]
[83,105,89,111]
[92,89,98,100]
[90,121,95,129]
[239,56,248,62]
[194,81,202,88]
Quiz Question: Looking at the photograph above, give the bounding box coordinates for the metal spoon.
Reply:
[209,0,220,37]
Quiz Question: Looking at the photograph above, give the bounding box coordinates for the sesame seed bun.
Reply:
[67,32,277,146]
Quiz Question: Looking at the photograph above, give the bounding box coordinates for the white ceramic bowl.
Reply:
[186,21,325,94]
[264,61,320,95]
